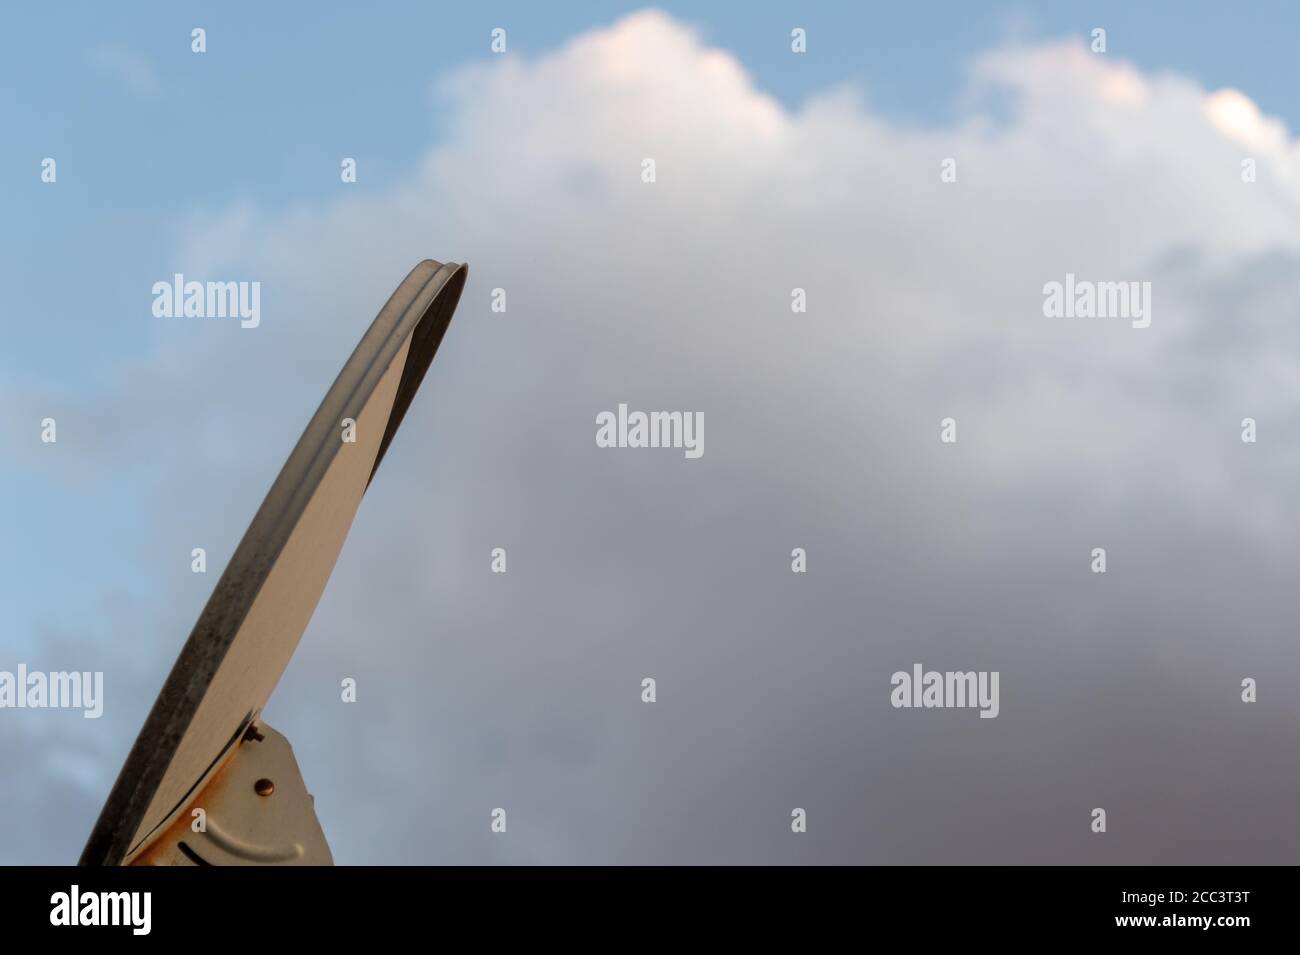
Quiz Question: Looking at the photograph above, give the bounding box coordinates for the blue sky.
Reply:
[4,3,1300,863]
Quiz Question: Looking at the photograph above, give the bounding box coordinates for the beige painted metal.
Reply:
[133,723,333,866]
[123,337,409,861]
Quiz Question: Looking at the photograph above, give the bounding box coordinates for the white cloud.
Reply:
[164,10,1300,542]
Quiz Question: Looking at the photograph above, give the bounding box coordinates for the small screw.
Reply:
[254,778,275,796]
[243,725,265,743]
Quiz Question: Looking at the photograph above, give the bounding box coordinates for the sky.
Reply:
[2,2,1299,864]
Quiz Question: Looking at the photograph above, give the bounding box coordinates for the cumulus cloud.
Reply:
[9,10,1300,863]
